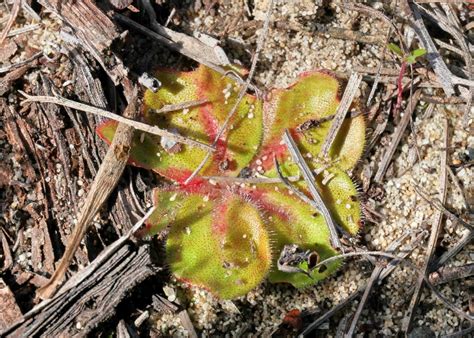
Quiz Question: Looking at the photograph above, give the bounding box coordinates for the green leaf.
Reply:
[406,48,427,64]
[388,43,404,57]
[148,181,272,299]
[247,168,361,287]
[248,70,365,177]
[97,65,263,183]
[411,48,427,58]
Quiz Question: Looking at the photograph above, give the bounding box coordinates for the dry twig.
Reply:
[345,231,412,336]
[178,310,199,338]
[183,0,274,184]
[300,230,427,337]
[307,251,473,324]
[6,23,42,38]
[114,13,230,77]
[402,115,449,334]
[417,4,473,126]
[431,229,473,271]
[320,72,363,158]
[374,89,421,183]
[36,93,140,299]
[429,263,474,286]
[204,173,300,185]
[0,0,21,45]
[151,99,209,114]
[406,2,472,96]
[19,91,213,151]
[0,51,43,74]
[283,130,342,251]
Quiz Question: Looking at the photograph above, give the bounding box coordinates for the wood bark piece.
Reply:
[0,278,23,330]
[109,0,134,10]
[38,0,118,53]
[38,0,128,85]
[36,94,139,300]
[1,243,160,337]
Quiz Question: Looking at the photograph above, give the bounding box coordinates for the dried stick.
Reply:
[374,89,421,183]
[18,91,213,151]
[6,23,42,38]
[151,99,209,114]
[0,0,21,45]
[345,231,412,336]
[178,310,198,338]
[402,116,449,334]
[203,173,300,185]
[306,251,473,324]
[408,3,455,96]
[183,0,274,184]
[443,326,474,338]
[0,51,43,74]
[274,158,319,209]
[114,13,229,77]
[300,231,427,337]
[431,229,473,271]
[36,94,139,299]
[413,185,473,232]
[416,4,473,126]
[140,0,229,69]
[429,263,474,286]
[320,72,363,158]
[283,130,342,251]
[343,2,407,53]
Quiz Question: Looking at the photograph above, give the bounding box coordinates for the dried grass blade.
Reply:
[321,72,363,158]
[408,3,455,96]
[0,0,21,45]
[18,91,213,151]
[36,95,140,300]
[183,0,274,184]
[345,231,412,336]
[374,89,421,183]
[283,130,342,251]
[402,115,449,334]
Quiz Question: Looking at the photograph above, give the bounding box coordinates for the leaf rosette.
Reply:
[98,65,365,298]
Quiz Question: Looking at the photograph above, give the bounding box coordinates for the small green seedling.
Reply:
[388,43,427,65]
[388,43,427,111]
[98,65,366,299]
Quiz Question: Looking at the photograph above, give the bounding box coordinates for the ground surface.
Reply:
[0,0,472,337]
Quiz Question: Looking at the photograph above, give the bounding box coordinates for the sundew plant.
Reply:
[98,65,365,299]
